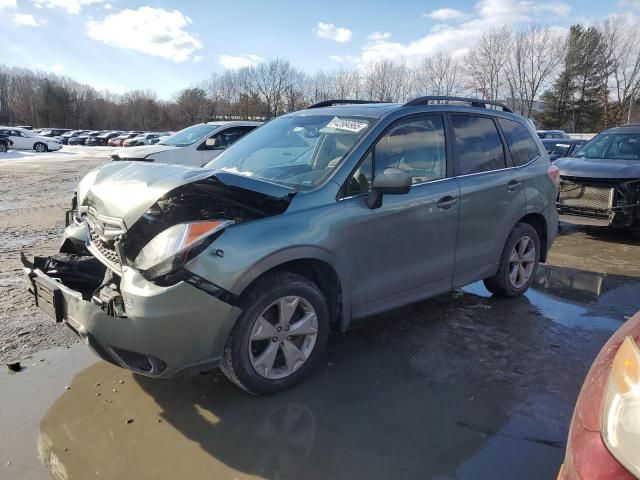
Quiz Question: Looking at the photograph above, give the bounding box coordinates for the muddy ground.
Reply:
[1,149,640,479]
[0,147,109,363]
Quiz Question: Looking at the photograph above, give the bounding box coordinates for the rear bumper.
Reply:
[22,254,242,377]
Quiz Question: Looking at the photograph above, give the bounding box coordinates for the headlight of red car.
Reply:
[601,336,640,477]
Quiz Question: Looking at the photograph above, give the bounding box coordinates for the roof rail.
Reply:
[403,96,513,113]
[306,99,388,109]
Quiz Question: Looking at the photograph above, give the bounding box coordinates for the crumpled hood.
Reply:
[80,161,296,229]
[113,144,174,159]
[82,162,215,227]
[554,156,640,179]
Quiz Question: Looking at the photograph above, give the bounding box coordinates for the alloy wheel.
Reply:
[249,296,319,380]
[508,235,536,289]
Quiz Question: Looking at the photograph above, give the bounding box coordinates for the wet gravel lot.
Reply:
[1,148,640,480]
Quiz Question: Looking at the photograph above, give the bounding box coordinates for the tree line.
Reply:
[1,17,639,133]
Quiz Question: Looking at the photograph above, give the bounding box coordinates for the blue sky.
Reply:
[1,0,637,98]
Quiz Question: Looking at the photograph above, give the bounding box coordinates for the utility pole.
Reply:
[628,95,633,124]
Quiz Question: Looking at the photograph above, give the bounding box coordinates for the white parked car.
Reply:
[149,131,174,144]
[0,127,63,152]
[112,121,261,166]
[123,132,162,147]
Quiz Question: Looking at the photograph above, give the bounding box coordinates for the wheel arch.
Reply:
[518,213,548,262]
[234,248,349,333]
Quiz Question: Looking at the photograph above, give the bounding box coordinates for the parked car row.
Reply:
[55,129,174,147]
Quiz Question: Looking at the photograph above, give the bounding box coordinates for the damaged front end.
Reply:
[23,168,295,376]
[557,176,640,228]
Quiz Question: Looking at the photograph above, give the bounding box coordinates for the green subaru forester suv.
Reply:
[23,96,559,394]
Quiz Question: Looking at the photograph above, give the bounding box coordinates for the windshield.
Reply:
[576,133,640,160]
[204,115,374,189]
[160,124,218,147]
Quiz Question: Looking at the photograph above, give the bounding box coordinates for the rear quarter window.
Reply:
[498,118,541,166]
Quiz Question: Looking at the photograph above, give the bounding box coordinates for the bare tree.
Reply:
[465,27,512,101]
[363,59,413,102]
[415,51,466,96]
[602,16,640,124]
[505,25,564,116]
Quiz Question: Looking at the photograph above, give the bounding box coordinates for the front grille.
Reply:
[558,181,614,214]
[88,229,122,273]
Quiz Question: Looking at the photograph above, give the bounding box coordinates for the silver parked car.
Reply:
[23,96,559,394]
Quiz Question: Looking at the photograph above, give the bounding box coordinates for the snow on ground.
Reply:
[0,145,115,167]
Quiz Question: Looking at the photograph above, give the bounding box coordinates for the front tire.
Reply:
[34,142,47,153]
[483,222,540,297]
[0,142,7,153]
[221,271,330,395]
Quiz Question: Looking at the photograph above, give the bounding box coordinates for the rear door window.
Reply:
[452,115,506,175]
[498,118,540,166]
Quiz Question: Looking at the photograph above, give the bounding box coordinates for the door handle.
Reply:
[507,180,522,192]
[437,196,458,210]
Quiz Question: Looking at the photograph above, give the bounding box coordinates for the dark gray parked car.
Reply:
[542,138,586,161]
[23,96,559,394]
[555,124,640,229]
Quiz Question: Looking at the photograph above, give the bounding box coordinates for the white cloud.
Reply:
[31,0,103,14]
[87,7,203,63]
[51,63,64,73]
[424,8,468,20]
[104,2,112,9]
[0,0,16,9]
[359,0,571,65]
[368,31,392,41]
[192,55,203,63]
[314,22,352,43]
[218,54,265,69]
[619,0,640,8]
[329,54,360,63]
[13,13,39,26]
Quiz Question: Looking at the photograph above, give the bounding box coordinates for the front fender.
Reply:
[185,244,352,331]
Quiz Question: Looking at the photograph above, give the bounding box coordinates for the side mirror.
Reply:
[205,137,220,149]
[366,168,411,209]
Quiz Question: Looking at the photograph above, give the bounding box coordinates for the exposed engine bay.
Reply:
[51,173,295,318]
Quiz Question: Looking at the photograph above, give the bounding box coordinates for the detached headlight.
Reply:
[133,220,233,280]
[601,336,640,477]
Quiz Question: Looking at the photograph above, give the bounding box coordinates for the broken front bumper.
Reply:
[22,253,241,377]
[557,178,640,227]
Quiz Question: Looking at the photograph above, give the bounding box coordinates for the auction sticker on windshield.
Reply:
[325,117,369,133]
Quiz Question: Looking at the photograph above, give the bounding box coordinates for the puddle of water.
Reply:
[464,264,638,332]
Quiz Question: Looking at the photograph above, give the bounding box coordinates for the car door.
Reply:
[9,130,30,150]
[338,114,460,317]
[451,114,526,287]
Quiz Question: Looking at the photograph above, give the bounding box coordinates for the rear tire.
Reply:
[34,142,47,153]
[221,271,329,395]
[483,222,540,297]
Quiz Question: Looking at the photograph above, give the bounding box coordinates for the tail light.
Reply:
[547,164,560,188]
